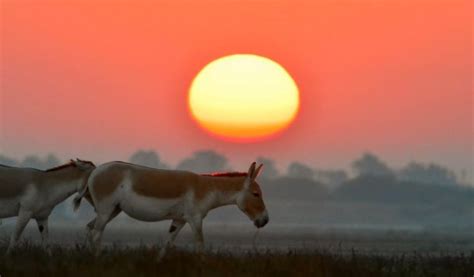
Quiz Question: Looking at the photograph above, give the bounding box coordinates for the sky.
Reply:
[0,0,472,177]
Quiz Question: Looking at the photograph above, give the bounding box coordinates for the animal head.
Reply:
[70,158,96,170]
[236,162,269,228]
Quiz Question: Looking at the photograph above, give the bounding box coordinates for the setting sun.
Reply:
[188,54,299,141]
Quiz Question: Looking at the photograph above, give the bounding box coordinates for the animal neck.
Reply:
[41,167,93,202]
[197,176,246,211]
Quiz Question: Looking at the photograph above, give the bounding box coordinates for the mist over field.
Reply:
[1,149,472,236]
[1,149,473,277]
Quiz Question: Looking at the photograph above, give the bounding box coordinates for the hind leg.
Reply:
[90,206,121,256]
[83,193,97,245]
[158,219,186,260]
[86,208,121,247]
[6,209,32,254]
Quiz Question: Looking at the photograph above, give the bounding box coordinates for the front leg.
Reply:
[36,217,51,255]
[187,216,204,254]
[6,209,33,254]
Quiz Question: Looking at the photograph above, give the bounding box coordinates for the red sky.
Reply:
[1,0,472,175]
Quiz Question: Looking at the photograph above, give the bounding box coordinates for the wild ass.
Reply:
[74,161,269,258]
[0,159,95,253]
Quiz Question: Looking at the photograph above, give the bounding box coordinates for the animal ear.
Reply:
[247,162,256,178]
[253,163,263,180]
[245,162,257,189]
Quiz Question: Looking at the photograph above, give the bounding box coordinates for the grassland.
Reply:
[0,242,473,277]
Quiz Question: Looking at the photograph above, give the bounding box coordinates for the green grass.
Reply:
[0,243,472,277]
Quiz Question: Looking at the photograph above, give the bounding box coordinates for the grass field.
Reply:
[0,223,473,276]
[0,243,473,277]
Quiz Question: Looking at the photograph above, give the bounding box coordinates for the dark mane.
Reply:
[44,159,95,172]
[79,160,96,167]
[45,161,75,172]
[201,172,248,177]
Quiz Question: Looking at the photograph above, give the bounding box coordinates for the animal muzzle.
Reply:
[254,211,269,228]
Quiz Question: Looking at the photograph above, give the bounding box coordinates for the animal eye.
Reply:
[252,192,260,197]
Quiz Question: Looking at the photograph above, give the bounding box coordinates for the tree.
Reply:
[20,154,61,170]
[129,150,168,169]
[352,153,394,177]
[398,162,458,186]
[21,155,45,169]
[256,157,279,179]
[314,169,348,187]
[287,162,314,179]
[177,150,229,173]
[44,154,61,169]
[0,154,18,166]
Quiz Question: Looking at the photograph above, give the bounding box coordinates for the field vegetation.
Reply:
[0,242,472,277]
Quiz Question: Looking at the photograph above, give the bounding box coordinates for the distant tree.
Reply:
[17,154,61,170]
[44,154,61,169]
[177,150,228,173]
[287,162,314,179]
[21,155,45,169]
[314,169,348,187]
[129,150,168,169]
[398,162,458,186]
[264,176,329,202]
[0,154,18,166]
[21,154,62,170]
[352,153,394,177]
[256,157,279,179]
[460,169,469,185]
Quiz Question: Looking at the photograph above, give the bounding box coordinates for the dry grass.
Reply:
[0,242,472,277]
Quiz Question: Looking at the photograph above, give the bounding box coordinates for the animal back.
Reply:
[132,169,196,199]
[90,164,127,201]
[0,167,34,198]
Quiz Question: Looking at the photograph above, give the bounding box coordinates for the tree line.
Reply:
[0,150,467,187]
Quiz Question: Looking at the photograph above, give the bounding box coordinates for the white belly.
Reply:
[119,192,184,222]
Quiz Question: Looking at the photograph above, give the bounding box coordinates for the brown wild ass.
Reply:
[0,159,95,254]
[74,161,269,258]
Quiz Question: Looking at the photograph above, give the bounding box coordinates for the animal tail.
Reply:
[73,183,89,212]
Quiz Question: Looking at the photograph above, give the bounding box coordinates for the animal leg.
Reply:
[6,209,33,254]
[86,208,121,247]
[85,218,97,248]
[36,217,51,255]
[188,217,204,254]
[158,219,186,260]
[85,218,95,240]
[90,206,120,256]
[83,191,96,245]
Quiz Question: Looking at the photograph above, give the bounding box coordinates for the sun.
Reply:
[188,54,300,141]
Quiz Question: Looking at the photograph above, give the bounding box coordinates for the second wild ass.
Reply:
[0,159,95,254]
[74,161,269,258]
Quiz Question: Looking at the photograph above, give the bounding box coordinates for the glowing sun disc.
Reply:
[188,54,299,141]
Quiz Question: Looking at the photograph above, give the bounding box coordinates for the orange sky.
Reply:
[1,0,472,173]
